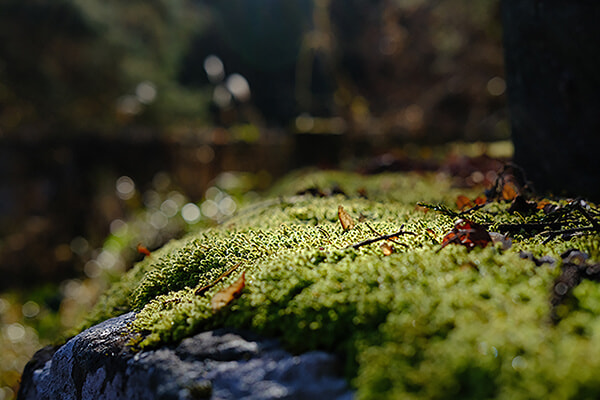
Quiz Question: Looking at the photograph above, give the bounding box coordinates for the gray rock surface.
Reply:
[18,312,354,399]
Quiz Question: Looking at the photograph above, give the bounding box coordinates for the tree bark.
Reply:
[502,0,600,199]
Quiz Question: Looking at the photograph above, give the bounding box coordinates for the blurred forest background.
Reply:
[0,0,507,397]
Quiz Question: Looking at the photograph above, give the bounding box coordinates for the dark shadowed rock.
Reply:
[18,313,353,400]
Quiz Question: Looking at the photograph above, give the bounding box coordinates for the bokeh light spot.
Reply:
[116,95,141,116]
[6,323,26,343]
[213,85,232,108]
[205,186,222,201]
[295,113,314,132]
[22,301,40,318]
[160,199,179,218]
[70,236,89,256]
[201,200,219,219]
[487,76,506,96]
[149,211,169,229]
[204,54,225,83]
[225,73,251,102]
[181,203,201,223]
[135,81,157,104]
[219,196,237,216]
[109,219,127,236]
[84,260,102,278]
[116,176,135,200]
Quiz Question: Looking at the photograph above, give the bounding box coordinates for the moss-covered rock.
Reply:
[84,169,600,399]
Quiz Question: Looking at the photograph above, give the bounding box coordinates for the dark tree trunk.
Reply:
[502,0,600,199]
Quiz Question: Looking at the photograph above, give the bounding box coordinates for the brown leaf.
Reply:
[474,195,487,205]
[338,205,355,230]
[439,219,491,252]
[380,242,394,256]
[211,272,245,312]
[456,195,473,210]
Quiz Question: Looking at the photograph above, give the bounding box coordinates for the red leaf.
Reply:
[439,219,491,252]
[137,243,151,257]
[211,272,245,312]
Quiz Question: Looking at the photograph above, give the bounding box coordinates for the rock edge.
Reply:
[18,312,353,400]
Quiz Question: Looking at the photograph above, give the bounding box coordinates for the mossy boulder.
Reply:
[84,169,600,399]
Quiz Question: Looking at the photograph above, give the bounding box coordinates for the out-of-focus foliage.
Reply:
[0,0,504,141]
[329,0,505,142]
[0,0,121,134]
[0,0,210,137]
[0,167,269,398]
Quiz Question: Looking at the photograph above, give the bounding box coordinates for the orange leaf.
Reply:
[456,195,473,210]
[137,243,151,257]
[338,205,355,230]
[537,199,551,209]
[474,195,487,205]
[211,272,245,312]
[502,181,519,201]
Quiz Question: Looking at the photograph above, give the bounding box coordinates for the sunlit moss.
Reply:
[84,170,600,399]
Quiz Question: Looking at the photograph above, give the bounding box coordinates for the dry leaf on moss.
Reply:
[438,219,491,252]
[456,195,473,210]
[338,205,355,230]
[211,272,245,312]
[380,242,394,256]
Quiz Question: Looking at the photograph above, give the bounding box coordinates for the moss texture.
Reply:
[85,169,600,399]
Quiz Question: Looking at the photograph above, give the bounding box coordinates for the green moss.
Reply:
[85,170,600,399]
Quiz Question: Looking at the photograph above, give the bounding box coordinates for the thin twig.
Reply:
[365,222,409,247]
[349,227,416,249]
[195,262,242,296]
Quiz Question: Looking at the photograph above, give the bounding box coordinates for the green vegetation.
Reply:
[83,169,600,399]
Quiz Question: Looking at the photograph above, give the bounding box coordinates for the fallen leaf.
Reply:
[502,181,519,201]
[338,205,355,230]
[474,195,487,205]
[439,219,491,252]
[380,242,394,256]
[456,195,473,210]
[211,272,245,312]
[537,199,551,209]
[537,199,559,214]
[137,243,151,257]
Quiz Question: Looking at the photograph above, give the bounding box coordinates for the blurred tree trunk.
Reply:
[502,0,600,199]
